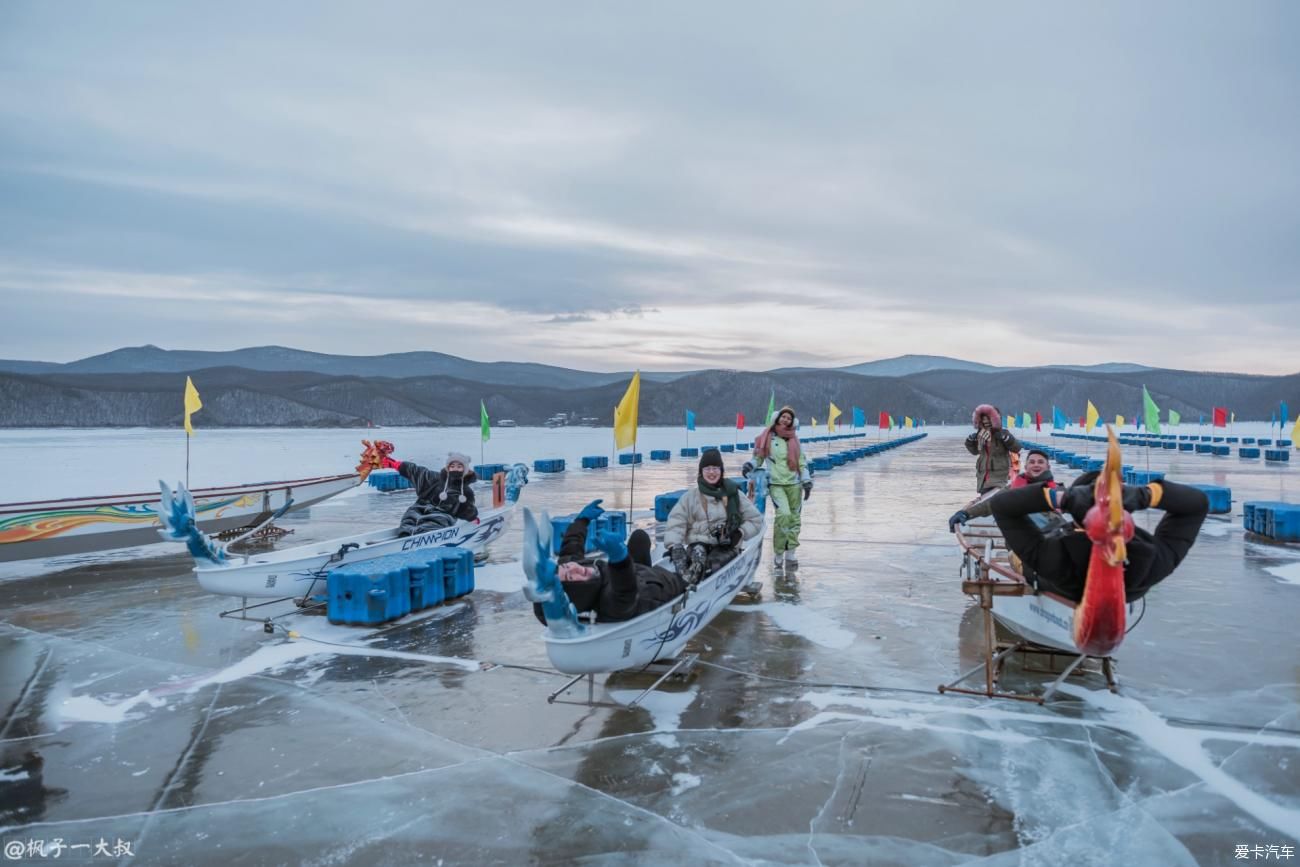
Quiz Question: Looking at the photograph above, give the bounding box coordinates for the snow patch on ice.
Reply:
[0,767,31,782]
[727,602,855,649]
[54,688,168,727]
[1264,562,1300,585]
[470,560,527,593]
[609,686,698,733]
[670,772,702,795]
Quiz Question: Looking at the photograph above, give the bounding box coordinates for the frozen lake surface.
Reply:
[1,425,1297,865]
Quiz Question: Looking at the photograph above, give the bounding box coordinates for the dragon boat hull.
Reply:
[990,593,1139,654]
[542,528,764,675]
[193,504,515,598]
[0,474,359,563]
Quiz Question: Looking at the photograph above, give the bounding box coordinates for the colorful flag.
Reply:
[1142,386,1160,434]
[828,402,842,433]
[1021,412,1030,428]
[1008,415,1017,428]
[1052,406,1068,430]
[904,416,913,428]
[1282,402,1290,427]
[1199,413,1205,426]
[480,400,491,442]
[685,409,696,431]
[1168,409,1180,426]
[1291,414,1299,445]
[888,414,895,429]
[614,372,641,449]
[811,416,817,428]
[1212,407,1228,428]
[765,390,776,425]
[852,406,865,428]
[735,412,745,430]
[1085,400,1100,432]
[1115,414,1125,428]
[1035,411,1042,432]
[183,376,202,436]
[878,411,889,430]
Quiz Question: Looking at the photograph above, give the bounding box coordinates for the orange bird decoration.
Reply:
[1072,425,1133,656]
[356,439,395,482]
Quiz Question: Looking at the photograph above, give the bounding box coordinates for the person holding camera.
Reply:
[664,449,763,583]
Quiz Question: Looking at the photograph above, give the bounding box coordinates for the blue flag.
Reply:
[1052,406,1068,430]
[1283,401,1290,426]
[1199,413,1205,426]
[685,409,696,431]
[852,406,865,428]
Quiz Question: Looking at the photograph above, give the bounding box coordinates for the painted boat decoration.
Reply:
[521,506,764,675]
[159,464,529,599]
[0,473,359,563]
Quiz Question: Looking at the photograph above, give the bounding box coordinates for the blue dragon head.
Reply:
[505,463,530,503]
[157,480,226,564]
[520,507,586,637]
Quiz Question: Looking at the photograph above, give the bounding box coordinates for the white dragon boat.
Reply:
[0,473,358,563]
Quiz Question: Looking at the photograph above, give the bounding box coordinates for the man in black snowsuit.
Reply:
[989,471,1209,602]
[532,500,689,624]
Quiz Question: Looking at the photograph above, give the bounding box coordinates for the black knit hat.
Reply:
[698,449,725,474]
[1026,448,1050,462]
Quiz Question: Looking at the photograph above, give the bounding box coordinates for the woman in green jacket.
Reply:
[751,406,812,566]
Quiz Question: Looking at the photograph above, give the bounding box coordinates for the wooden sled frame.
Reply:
[940,518,1118,704]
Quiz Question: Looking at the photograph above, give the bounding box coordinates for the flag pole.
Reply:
[185,434,190,488]
[628,432,637,515]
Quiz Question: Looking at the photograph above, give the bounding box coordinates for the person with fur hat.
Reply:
[964,404,1021,493]
[752,405,811,566]
[663,449,764,583]
[532,499,688,624]
[378,449,479,535]
[986,471,1208,602]
[949,449,1055,529]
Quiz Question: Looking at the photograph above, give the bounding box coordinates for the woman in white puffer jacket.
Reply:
[663,449,763,582]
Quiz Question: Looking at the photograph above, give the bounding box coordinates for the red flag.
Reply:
[1212,407,1228,427]
[878,411,889,429]
[1035,411,1042,432]
[1079,416,1085,426]
[735,412,745,430]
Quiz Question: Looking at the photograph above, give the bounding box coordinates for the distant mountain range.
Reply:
[1,346,1295,428]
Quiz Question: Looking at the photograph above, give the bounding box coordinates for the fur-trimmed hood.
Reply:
[971,404,1002,430]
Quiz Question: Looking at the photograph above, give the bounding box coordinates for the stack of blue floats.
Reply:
[367,470,412,492]
[550,510,629,554]
[473,463,507,479]
[650,450,672,461]
[533,458,565,473]
[1243,502,1300,542]
[581,455,609,469]
[618,452,643,465]
[328,547,474,626]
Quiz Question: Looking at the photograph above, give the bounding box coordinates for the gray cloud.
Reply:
[1,1,1297,372]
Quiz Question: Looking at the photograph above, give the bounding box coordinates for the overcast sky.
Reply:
[2,2,1297,373]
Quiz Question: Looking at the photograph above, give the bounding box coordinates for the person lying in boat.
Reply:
[664,450,763,583]
[948,448,1056,530]
[987,472,1209,603]
[965,404,1021,493]
[377,450,479,534]
[531,500,689,624]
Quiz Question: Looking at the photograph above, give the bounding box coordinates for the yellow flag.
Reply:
[827,402,842,433]
[811,416,817,428]
[1116,414,1125,427]
[613,372,640,449]
[905,416,913,428]
[183,376,203,436]
[1007,415,1016,428]
[1085,400,1100,431]
[1290,414,1298,445]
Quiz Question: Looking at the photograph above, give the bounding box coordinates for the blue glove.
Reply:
[576,499,605,522]
[594,529,628,563]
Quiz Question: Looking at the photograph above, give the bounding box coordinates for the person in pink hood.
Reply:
[964,404,1021,493]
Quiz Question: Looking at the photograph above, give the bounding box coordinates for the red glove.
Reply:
[381,456,401,470]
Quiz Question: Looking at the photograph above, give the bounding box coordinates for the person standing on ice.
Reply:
[664,449,763,582]
[751,405,812,567]
[376,449,479,534]
[965,404,1021,493]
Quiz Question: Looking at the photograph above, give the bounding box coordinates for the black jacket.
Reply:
[396,462,478,534]
[533,517,688,624]
[990,479,1208,602]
